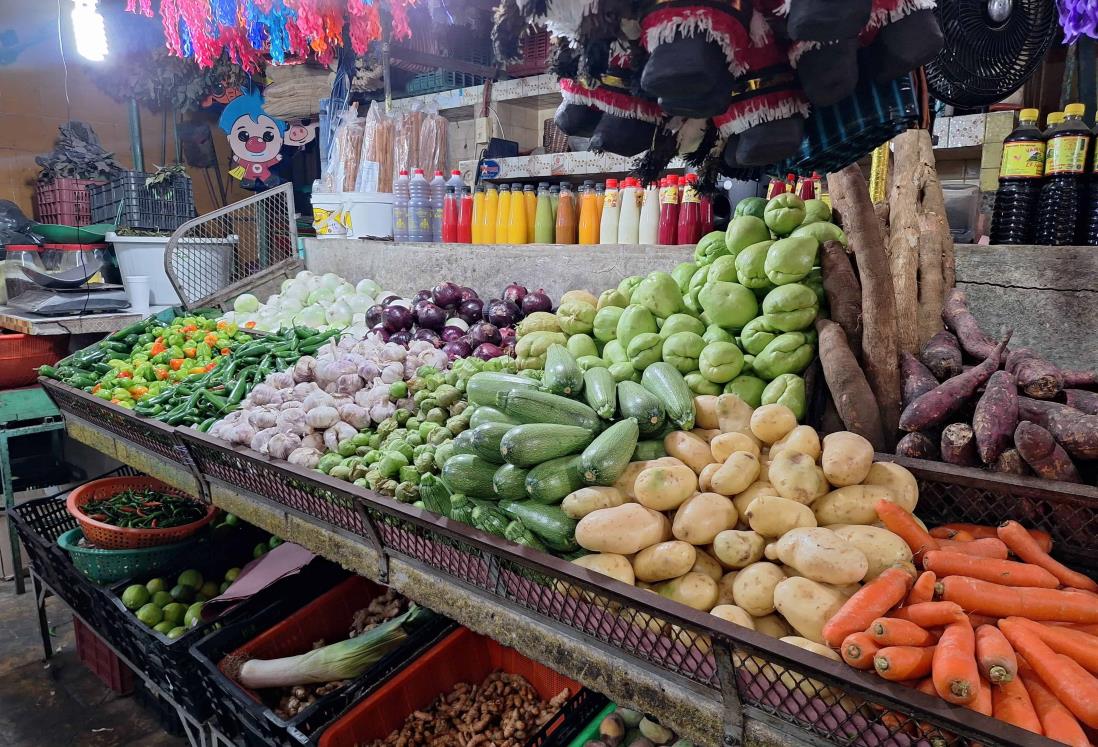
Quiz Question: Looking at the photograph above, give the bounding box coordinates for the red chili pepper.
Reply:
[151,519,158,528]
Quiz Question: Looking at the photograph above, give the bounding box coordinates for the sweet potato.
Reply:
[940,423,979,467]
[1018,399,1098,461]
[920,330,963,381]
[972,370,1017,464]
[899,331,1012,433]
[902,352,940,409]
[816,319,887,451]
[990,448,1029,476]
[820,240,863,362]
[1065,389,1098,416]
[942,289,1001,361]
[1006,348,1064,400]
[1062,369,1098,390]
[896,432,939,460]
[1014,421,1082,483]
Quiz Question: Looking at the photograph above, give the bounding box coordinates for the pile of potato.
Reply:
[567,393,920,652]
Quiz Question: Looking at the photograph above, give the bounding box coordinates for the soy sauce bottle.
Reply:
[990,109,1044,245]
[1035,103,1091,246]
[1081,113,1098,245]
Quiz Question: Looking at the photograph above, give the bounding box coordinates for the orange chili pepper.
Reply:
[216,320,228,330]
[204,362,216,372]
[92,383,101,393]
[244,321,257,329]
[183,347,196,358]
[220,347,231,356]
[117,370,132,378]
[189,366,206,375]
[169,359,185,371]
[181,324,198,333]
[203,333,219,346]
[156,369,169,380]
[149,343,166,356]
[129,385,148,397]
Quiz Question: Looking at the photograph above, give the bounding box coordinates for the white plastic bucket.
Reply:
[107,232,235,306]
[343,191,393,239]
[311,191,346,238]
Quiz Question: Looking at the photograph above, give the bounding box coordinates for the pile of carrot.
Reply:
[819,501,1098,746]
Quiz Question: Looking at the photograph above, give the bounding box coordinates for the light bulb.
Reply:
[72,0,108,61]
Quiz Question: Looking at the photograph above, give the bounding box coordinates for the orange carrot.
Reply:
[1047,621,1098,636]
[932,620,979,704]
[998,520,1098,592]
[891,601,967,628]
[876,500,938,556]
[935,537,1009,559]
[968,613,999,628]
[841,632,880,670]
[938,522,1053,553]
[1012,619,1098,675]
[937,576,1098,623]
[974,624,1017,683]
[992,675,1043,735]
[999,618,1098,728]
[916,677,937,697]
[870,617,937,646]
[822,566,915,647]
[874,645,936,681]
[1019,661,1088,746]
[930,527,975,541]
[907,571,937,606]
[923,550,1060,588]
[964,676,993,716]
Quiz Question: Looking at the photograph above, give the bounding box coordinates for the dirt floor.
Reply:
[0,579,185,747]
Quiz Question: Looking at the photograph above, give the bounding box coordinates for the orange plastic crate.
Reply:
[66,475,215,549]
[0,333,68,388]
[318,627,582,747]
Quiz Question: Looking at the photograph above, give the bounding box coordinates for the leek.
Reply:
[237,605,427,689]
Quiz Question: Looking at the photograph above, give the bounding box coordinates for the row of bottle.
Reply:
[991,104,1098,246]
[392,168,465,242]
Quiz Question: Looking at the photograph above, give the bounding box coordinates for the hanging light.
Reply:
[72,0,109,61]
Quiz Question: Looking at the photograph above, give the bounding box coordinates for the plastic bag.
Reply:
[0,200,41,246]
[355,102,394,193]
[393,103,424,180]
[320,104,364,193]
[419,111,449,175]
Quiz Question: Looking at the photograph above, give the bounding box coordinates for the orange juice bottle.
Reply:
[471,185,486,244]
[481,184,498,243]
[577,183,600,245]
[494,184,511,245]
[508,182,528,243]
[522,184,537,242]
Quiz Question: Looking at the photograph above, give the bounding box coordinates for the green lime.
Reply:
[145,578,169,595]
[219,581,231,594]
[194,593,209,603]
[136,603,163,627]
[222,513,239,526]
[151,591,174,608]
[268,536,283,550]
[121,585,150,610]
[199,581,219,598]
[223,567,241,582]
[177,569,204,589]
[170,584,195,604]
[162,602,188,625]
[166,627,187,639]
[153,621,175,634]
[253,543,268,559]
[184,602,205,628]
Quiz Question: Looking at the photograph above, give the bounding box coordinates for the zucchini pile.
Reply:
[422,345,697,555]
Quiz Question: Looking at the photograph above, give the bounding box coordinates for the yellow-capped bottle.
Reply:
[990,108,1044,245]
[1036,103,1091,245]
[507,183,528,244]
[481,184,498,244]
[494,184,511,246]
[471,185,486,244]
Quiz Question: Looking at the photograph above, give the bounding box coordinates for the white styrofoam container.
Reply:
[107,232,236,306]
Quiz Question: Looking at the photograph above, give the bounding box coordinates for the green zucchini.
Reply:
[524,455,584,505]
[617,381,666,435]
[503,520,548,552]
[496,389,602,431]
[466,372,540,406]
[499,424,595,468]
[449,429,478,458]
[471,504,509,536]
[579,418,640,486]
[641,362,696,430]
[448,494,473,524]
[468,405,521,429]
[418,474,452,516]
[466,422,510,464]
[498,499,578,551]
[543,344,583,397]
[492,463,530,500]
[583,367,617,420]
[632,439,667,461]
[440,454,498,499]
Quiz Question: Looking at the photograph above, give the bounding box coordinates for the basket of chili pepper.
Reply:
[57,527,198,584]
[66,476,217,549]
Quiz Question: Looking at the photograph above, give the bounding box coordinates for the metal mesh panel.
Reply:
[165,183,302,310]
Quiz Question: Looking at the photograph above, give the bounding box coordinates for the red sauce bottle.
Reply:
[441,186,459,243]
[658,176,680,244]
[457,186,473,243]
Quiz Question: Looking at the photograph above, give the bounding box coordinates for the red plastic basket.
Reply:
[0,334,68,388]
[73,615,134,695]
[33,178,105,226]
[506,29,551,77]
[317,627,582,747]
[66,475,215,549]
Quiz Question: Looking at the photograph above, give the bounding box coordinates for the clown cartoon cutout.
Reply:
[219,91,287,189]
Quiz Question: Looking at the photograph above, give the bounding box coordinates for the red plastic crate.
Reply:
[33,178,104,226]
[0,334,68,388]
[506,29,551,77]
[73,615,134,695]
[318,627,582,747]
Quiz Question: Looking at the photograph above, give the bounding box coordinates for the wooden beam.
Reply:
[390,44,498,79]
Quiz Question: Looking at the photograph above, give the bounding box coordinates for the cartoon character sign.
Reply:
[218,91,286,188]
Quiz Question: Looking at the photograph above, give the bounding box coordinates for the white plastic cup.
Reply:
[125,275,150,315]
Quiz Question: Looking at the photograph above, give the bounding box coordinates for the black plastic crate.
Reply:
[89,171,196,231]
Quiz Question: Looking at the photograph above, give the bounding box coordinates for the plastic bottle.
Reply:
[429,170,447,242]
[447,169,464,192]
[556,183,577,244]
[639,179,660,244]
[495,184,511,245]
[599,179,621,244]
[594,182,605,224]
[658,177,680,244]
[458,186,474,244]
[471,185,485,244]
[534,183,554,244]
[408,168,432,242]
[1035,103,1090,246]
[699,180,714,236]
[990,108,1045,245]
[549,185,560,224]
[618,177,640,245]
[1084,117,1098,245]
[441,186,458,242]
[765,175,786,199]
[677,173,701,244]
[392,169,410,242]
[523,184,537,243]
[508,183,528,244]
[481,184,498,244]
[578,183,600,245]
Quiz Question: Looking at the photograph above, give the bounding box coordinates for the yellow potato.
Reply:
[632,540,697,583]
[745,495,818,537]
[813,484,898,526]
[732,481,778,518]
[694,395,720,429]
[673,492,739,545]
[778,636,843,699]
[732,561,786,616]
[750,404,797,444]
[711,432,761,462]
[821,432,874,486]
[830,525,913,582]
[757,459,770,484]
[664,431,716,474]
[711,530,766,569]
[613,457,683,497]
[752,613,792,638]
[780,565,862,598]
[711,604,756,629]
[773,577,847,644]
[634,464,698,510]
[654,571,720,611]
[561,486,628,519]
[812,466,831,500]
[710,452,761,496]
[861,462,918,512]
[769,527,869,585]
[692,428,722,443]
[575,503,671,554]
[571,553,635,585]
[717,393,755,434]
[716,571,739,606]
[690,550,724,581]
[769,425,821,461]
[698,462,720,492]
[768,450,820,505]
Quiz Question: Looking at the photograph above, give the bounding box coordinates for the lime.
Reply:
[151,590,174,608]
[162,602,188,625]
[170,584,195,604]
[136,603,164,627]
[145,578,169,595]
[199,581,219,599]
[253,543,268,559]
[121,584,150,610]
[153,621,175,634]
[222,513,239,526]
[268,536,283,549]
[224,567,241,582]
[194,593,209,603]
[166,627,187,639]
[219,581,231,594]
[184,602,205,628]
[177,569,204,589]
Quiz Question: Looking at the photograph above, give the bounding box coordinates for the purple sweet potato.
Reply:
[902,352,939,408]
[971,370,1018,464]
[896,432,939,460]
[919,330,963,381]
[1005,348,1063,400]
[1014,421,1082,483]
[991,448,1030,476]
[941,289,1002,361]
[940,422,980,467]
[1017,398,1098,460]
[899,331,1012,433]
[1062,369,1098,390]
[1065,389,1098,415]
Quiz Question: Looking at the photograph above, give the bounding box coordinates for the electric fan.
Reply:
[925,0,1059,108]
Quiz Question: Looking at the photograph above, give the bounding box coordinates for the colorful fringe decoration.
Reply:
[1058,0,1098,43]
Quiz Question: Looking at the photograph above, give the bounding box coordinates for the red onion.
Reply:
[457,298,483,324]
[382,305,413,332]
[414,301,446,330]
[443,339,472,359]
[412,289,433,305]
[458,286,480,303]
[503,282,528,307]
[483,299,519,328]
[432,281,462,309]
[389,330,413,346]
[369,325,390,342]
[473,343,503,360]
[500,341,516,357]
[380,294,403,306]
[440,325,466,342]
[412,328,442,346]
[521,289,552,315]
[366,304,385,327]
[469,321,502,346]
[499,326,516,341]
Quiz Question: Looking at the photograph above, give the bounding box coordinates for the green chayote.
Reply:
[617,275,644,302]
[632,271,683,318]
[694,231,730,266]
[703,324,733,344]
[707,254,738,284]
[698,281,758,330]
[567,333,598,359]
[685,371,722,396]
[740,317,781,355]
[627,332,664,371]
[602,339,628,364]
[698,341,744,383]
[608,361,637,383]
[761,373,807,419]
[659,313,706,339]
[662,331,706,373]
[765,236,817,285]
[762,283,819,332]
[764,193,806,235]
[616,304,658,349]
[735,240,774,289]
[671,261,699,294]
[593,306,624,343]
[556,300,596,335]
[725,215,771,256]
[724,375,767,407]
[516,331,567,370]
[753,332,814,380]
[597,288,630,310]
[791,220,847,248]
[802,199,832,225]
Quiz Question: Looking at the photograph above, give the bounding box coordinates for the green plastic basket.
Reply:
[566,702,616,747]
[57,527,198,584]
